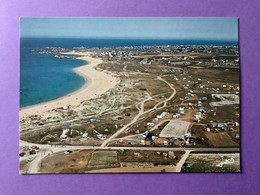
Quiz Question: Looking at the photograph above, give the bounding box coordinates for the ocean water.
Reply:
[20,38,86,107]
[20,37,238,108]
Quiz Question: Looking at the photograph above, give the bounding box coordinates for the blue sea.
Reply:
[20,37,238,108]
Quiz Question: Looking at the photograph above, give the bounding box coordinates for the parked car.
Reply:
[29,150,36,155]
[19,152,26,157]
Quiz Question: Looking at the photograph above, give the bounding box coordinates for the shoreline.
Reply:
[19,51,120,120]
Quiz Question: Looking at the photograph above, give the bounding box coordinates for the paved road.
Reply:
[28,148,52,173]
[21,140,240,152]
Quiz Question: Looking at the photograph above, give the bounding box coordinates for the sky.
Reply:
[20,17,238,41]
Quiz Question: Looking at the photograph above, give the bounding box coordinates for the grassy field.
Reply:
[181,153,240,172]
[88,151,118,168]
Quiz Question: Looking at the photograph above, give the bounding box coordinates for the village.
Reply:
[20,44,240,173]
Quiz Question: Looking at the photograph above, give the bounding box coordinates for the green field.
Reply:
[88,151,118,168]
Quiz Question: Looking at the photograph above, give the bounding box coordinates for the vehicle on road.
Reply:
[64,150,73,154]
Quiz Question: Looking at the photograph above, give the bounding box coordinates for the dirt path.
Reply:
[101,76,176,147]
[101,92,152,147]
[176,150,192,172]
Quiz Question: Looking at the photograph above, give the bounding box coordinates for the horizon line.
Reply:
[20,36,238,42]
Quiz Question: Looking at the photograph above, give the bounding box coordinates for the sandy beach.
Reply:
[19,51,119,120]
